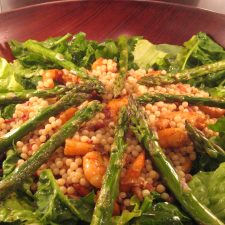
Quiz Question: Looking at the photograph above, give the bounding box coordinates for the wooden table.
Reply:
[0,0,225,14]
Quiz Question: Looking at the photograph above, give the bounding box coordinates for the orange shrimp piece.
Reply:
[199,106,225,118]
[59,107,77,124]
[106,97,128,119]
[64,139,95,156]
[83,151,108,188]
[158,128,190,148]
[120,152,145,191]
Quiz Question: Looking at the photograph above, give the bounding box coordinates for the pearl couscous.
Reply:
[0,58,222,212]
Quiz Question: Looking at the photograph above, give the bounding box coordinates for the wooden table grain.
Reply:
[0,1,225,60]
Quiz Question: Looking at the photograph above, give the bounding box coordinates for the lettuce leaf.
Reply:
[2,149,19,179]
[12,60,42,89]
[208,117,225,149]
[132,33,225,97]
[0,58,24,92]
[133,40,182,70]
[0,57,42,92]
[189,162,225,222]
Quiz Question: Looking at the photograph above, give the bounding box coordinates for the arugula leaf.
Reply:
[0,192,40,224]
[189,162,225,222]
[10,40,59,70]
[35,169,94,224]
[133,32,225,95]
[10,32,139,75]
[113,194,194,225]
[177,32,225,93]
[67,32,139,69]
[68,32,98,68]
[0,167,94,225]
[0,104,16,119]
[206,86,225,98]
[113,196,142,225]
[180,32,225,69]
[9,34,72,70]
[133,202,194,225]
[95,40,119,60]
[42,33,72,50]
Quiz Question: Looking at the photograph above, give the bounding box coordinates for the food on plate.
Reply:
[0,32,225,225]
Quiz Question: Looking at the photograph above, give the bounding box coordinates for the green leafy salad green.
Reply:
[0,31,224,225]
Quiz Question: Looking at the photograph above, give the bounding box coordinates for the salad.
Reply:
[0,32,225,225]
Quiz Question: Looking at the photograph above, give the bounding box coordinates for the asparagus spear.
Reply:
[137,93,225,109]
[0,90,90,155]
[91,106,128,225]
[113,36,128,98]
[0,82,102,105]
[138,59,225,87]
[185,121,225,162]
[23,40,105,94]
[0,86,69,105]
[128,98,224,225]
[0,100,103,199]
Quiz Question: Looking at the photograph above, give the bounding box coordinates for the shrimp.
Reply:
[199,106,225,118]
[64,139,94,156]
[120,152,145,192]
[59,107,77,124]
[158,128,190,148]
[83,151,108,188]
[106,97,128,119]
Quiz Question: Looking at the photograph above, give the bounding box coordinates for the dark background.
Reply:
[0,0,225,14]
